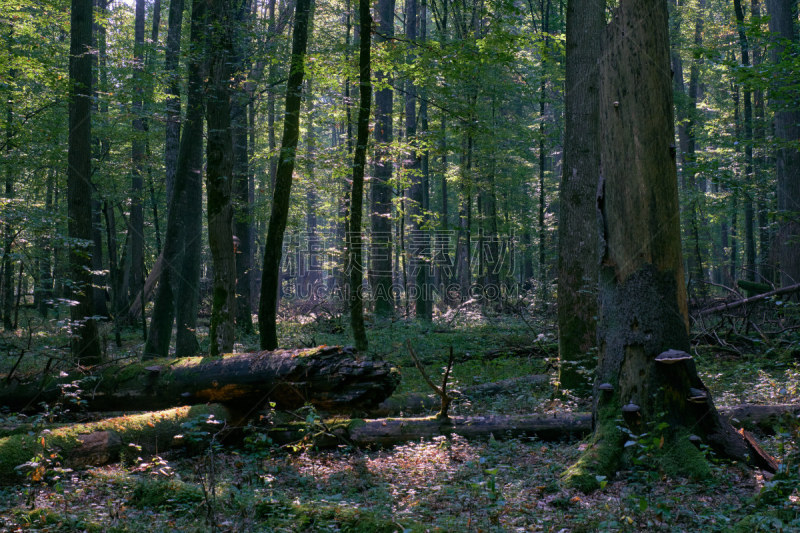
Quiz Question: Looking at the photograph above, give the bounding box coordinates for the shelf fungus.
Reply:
[654,349,693,364]
[598,383,614,394]
[687,388,708,404]
[622,402,641,425]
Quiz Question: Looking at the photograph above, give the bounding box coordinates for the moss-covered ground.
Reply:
[0,303,798,531]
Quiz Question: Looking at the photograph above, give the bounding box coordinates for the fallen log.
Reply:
[272,403,800,448]
[3,403,795,479]
[0,346,399,414]
[0,404,230,480]
[266,413,593,448]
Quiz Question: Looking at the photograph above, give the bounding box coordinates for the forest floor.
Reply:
[0,301,798,532]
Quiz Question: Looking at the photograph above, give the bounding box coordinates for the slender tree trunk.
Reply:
[164,0,184,210]
[734,0,757,283]
[258,0,312,350]
[2,47,14,330]
[348,0,371,350]
[37,170,55,317]
[537,0,551,301]
[556,0,603,395]
[766,0,800,287]
[144,0,206,359]
[128,0,146,318]
[751,0,772,283]
[68,0,101,364]
[371,0,395,318]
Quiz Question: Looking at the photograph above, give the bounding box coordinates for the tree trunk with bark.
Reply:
[564,0,770,492]
[348,0,371,351]
[259,0,312,350]
[556,0,603,395]
[67,0,101,365]
[371,0,395,319]
[766,0,800,287]
[144,0,206,359]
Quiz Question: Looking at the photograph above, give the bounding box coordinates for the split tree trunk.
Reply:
[565,0,769,492]
[1,346,399,414]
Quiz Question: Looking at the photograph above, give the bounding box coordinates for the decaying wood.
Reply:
[0,405,230,479]
[267,413,594,449]
[3,402,794,479]
[697,282,800,316]
[0,346,399,414]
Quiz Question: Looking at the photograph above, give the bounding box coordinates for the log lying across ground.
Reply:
[0,346,399,414]
[3,403,796,479]
[0,404,230,479]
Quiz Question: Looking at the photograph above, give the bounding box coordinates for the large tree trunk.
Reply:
[205,0,241,357]
[564,0,767,492]
[556,0,603,395]
[232,1,254,334]
[259,0,312,350]
[144,0,206,359]
[370,0,395,319]
[766,0,800,287]
[1,346,399,414]
[348,0,371,350]
[67,0,101,365]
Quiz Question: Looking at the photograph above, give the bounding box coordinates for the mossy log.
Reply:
[0,404,230,480]
[2,403,793,481]
[0,346,399,414]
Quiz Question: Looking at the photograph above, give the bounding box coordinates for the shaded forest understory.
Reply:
[2,0,800,530]
[1,303,799,531]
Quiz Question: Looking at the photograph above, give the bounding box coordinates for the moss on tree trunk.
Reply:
[563,0,772,491]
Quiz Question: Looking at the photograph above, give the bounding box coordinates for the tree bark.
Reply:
[0,346,399,414]
[556,0,603,395]
[371,0,396,319]
[565,0,767,492]
[205,0,243,356]
[127,0,146,323]
[164,0,185,211]
[259,0,312,350]
[348,0,371,350]
[766,0,800,287]
[67,0,101,365]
